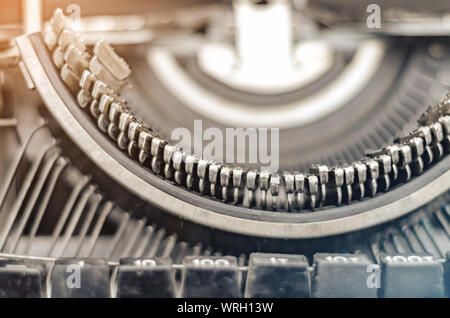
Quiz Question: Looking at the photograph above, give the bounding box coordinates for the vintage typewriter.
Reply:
[0,0,449,298]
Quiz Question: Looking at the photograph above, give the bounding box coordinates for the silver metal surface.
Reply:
[16,33,450,238]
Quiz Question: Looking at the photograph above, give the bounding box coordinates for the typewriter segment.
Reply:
[0,0,449,298]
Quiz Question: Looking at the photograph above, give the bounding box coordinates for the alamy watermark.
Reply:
[65,4,81,29]
[366,4,381,29]
[66,263,81,289]
[171,120,280,173]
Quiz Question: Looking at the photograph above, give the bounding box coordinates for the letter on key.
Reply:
[380,254,444,298]
[245,253,310,298]
[117,257,176,298]
[181,256,241,298]
[312,253,377,298]
[51,258,110,298]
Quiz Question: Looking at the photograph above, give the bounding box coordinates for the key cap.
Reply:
[181,256,240,298]
[245,253,310,298]
[117,258,176,298]
[445,252,450,298]
[0,259,44,298]
[50,258,110,298]
[380,254,444,298]
[312,253,377,298]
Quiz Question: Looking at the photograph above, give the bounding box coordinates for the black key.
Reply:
[380,254,444,298]
[312,253,377,298]
[245,253,310,298]
[445,252,450,298]
[117,257,176,298]
[181,256,240,298]
[51,258,110,298]
[0,260,44,298]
